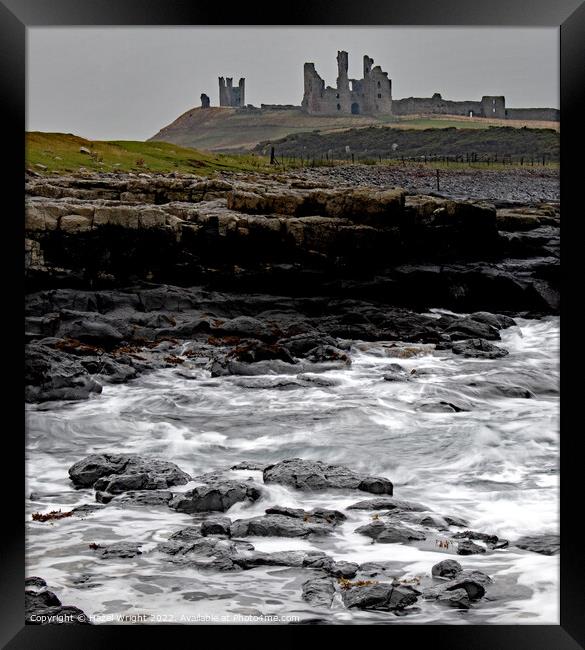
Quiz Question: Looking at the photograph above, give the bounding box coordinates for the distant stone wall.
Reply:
[505,107,560,122]
[392,94,506,119]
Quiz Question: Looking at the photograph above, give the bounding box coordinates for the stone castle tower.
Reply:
[302,51,392,116]
[219,77,245,107]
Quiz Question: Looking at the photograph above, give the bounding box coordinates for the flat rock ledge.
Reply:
[263,458,394,494]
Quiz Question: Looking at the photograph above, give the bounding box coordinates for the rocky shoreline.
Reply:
[26,453,559,624]
[25,166,560,624]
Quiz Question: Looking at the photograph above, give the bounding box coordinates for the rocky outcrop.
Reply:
[354,521,426,544]
[342,583,418,611]
[25,172,559,316]
[68,453,191,492]
[514,534,559,555]
[229,507,345,538]
[168,481,262,513]
[25,578,91,625]
[263,458,393,494]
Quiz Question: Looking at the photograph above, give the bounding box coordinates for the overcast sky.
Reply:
[27,27,559,141]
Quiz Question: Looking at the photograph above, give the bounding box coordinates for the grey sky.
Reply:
[27,27,559,141]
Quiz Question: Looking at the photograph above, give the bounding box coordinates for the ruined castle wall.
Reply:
[219,77,245,108]
[505,107,560,122]
[391,95,484,117]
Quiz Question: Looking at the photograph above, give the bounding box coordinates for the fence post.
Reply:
[436,168,440,192]
[270,147,276,165]
[352,153,355,164]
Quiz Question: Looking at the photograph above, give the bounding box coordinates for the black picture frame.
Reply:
[2,0,582,646]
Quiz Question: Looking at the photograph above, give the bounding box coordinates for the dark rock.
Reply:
[279,333,340,357]
[422,576,486,603]
[263,458,393,494]
[347,497,426,512]
[232,550,310,570]
[25,577,47,589]
[230,461,266,471]
[25,581,91,625]
[444,515,469,527]
[201,516,232,537]
[217,316,273,340]
[469,311,516,330]
[264,505,346,525]
[26,589,61,611]
[456,540,487,555]
[452,530,508,549]
[230,513,334,538]
[342,583,418,611]
[302,556,359,579]
[514,534,559,555]
[71,503,105,516]
[431,559,463,579]
[229,341,295,364]
[59,318,124,347]
[445,317,500,341]
[302,576,337,608]
[169,481,261,513]
[355,521,426,544]
[25,342,103,403]
[92,542,142,559]
[494,385,535,399]
[451,338,509,359]
[305,345,350,364]
[68,453,191,492]
[113,490,174,506]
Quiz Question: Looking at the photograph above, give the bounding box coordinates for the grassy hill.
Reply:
[255,125,560,162]
[150,106,559,153]
[26,132,271,175]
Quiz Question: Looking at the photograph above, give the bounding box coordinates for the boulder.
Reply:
[422,576,486,605]
[301,577,337,608]
[431,559,463,579]
[355,521,426,544]
[169,481,261,513]
[229,514,334,538]
[68,453,191,492]
[342,583,418,611]
[25,343,102,403]
[347,497,426,512]
[451,339,509,359]
[263,458,393,494]
[111,490,174,507]
[25,581,91,625]
[217,316,273,340]
[446,317,500,341]
[92,542,142,559]
[201,516,232,537]
[514,534,559,555]
[469,311,516,330]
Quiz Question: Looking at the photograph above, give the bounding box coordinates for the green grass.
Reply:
[26,132,273,175]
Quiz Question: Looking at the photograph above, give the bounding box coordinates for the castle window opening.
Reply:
[351,102,360,115]
[377,93,382,99]
[337,104,341,110]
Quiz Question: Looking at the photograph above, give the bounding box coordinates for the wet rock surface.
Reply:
[25,578,91,625]
[263,458,394,494]
[25,167,559,624]
[169,481,262,513]
[68,453,191,492]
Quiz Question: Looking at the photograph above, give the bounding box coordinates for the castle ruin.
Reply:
[219,77,245,107]
[198,51,558,122]
[302,51,392,116]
